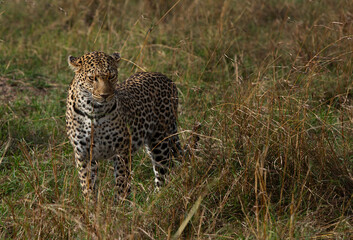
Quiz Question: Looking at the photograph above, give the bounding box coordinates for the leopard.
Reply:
[65,51,182,200]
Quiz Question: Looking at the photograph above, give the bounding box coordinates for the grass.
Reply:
[0,0,352,239]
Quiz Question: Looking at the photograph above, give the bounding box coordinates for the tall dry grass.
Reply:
[0,0,352,239]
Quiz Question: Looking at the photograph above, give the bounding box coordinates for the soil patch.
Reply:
[0,77,47,103]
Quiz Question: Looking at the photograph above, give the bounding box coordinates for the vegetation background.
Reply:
[0,0,352,239]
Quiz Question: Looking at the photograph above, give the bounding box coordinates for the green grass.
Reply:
[1,0,352,239]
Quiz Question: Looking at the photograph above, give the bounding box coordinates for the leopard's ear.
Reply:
[111,52,121,64]
[68,55,81,71]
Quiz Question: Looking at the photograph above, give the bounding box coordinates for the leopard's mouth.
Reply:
[92,93,114,103]
[78,86,114,103]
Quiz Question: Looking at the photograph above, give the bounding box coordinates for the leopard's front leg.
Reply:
[113,154,131,202]
[74,150,99,201]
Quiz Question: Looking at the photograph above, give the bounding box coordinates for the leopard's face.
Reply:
[68,51,121,102]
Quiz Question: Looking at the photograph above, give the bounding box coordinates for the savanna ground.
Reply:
[0,0,353,239]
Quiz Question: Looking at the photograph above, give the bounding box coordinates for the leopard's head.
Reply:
[68,51,121,102]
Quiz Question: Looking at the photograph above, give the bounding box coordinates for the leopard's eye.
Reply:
[88,76,98,82]
[108,74,116,80]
